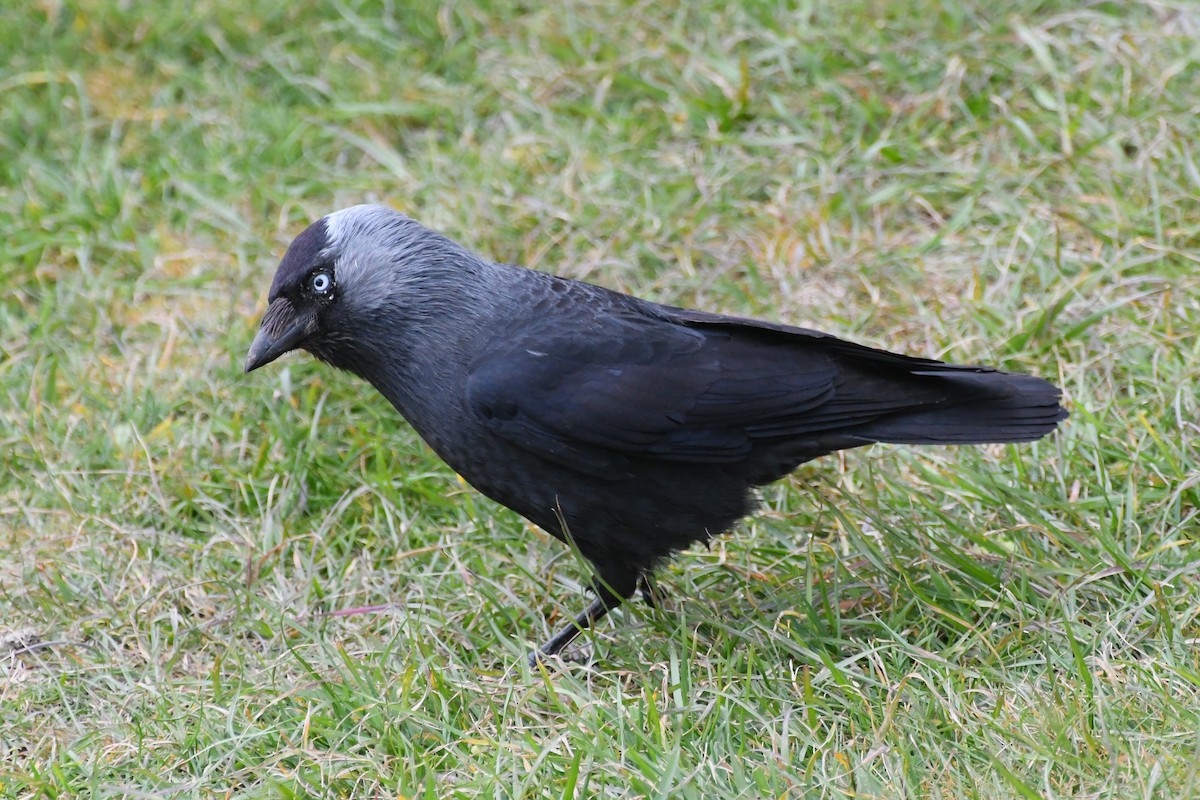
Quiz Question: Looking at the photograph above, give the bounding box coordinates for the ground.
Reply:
[2,1,1199,797]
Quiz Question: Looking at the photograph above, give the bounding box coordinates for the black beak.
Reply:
[245,298,315,373]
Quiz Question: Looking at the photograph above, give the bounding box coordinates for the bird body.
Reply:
[247,205,1067,661]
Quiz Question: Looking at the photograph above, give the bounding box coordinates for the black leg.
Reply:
[527,560,645,668]
[528,597,612,667]
[638,573,666,608]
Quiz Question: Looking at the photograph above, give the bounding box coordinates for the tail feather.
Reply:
[851,370,1067,445]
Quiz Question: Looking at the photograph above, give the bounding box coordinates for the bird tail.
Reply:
[852,369,1067,445]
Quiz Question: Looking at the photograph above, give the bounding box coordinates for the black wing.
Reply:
[465,308,900,477]
[466,297,1066,479]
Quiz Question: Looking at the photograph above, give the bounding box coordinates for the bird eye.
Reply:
[310,271,332,294]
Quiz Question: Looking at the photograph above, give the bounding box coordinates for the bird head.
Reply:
[245,204,478,375]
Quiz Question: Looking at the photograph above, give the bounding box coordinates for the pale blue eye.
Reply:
[311,272,331,293]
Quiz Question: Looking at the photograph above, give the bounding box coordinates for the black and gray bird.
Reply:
[246,204,1067,664]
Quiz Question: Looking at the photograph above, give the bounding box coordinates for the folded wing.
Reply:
[465,305,1066,480]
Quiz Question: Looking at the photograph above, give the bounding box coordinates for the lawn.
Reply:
[2,0,1199,797]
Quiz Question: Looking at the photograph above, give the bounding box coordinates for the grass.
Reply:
[2,0,1199,796]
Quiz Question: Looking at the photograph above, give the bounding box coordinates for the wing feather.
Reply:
[466,317,841,469]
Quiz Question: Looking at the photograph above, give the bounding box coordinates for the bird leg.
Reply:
[529,571,664,667]
[528,596,612,667]
[638,573,666,608]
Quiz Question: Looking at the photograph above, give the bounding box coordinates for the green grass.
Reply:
[3,0,1199,796]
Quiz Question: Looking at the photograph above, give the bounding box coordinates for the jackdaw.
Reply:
[246,204,1067,664]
